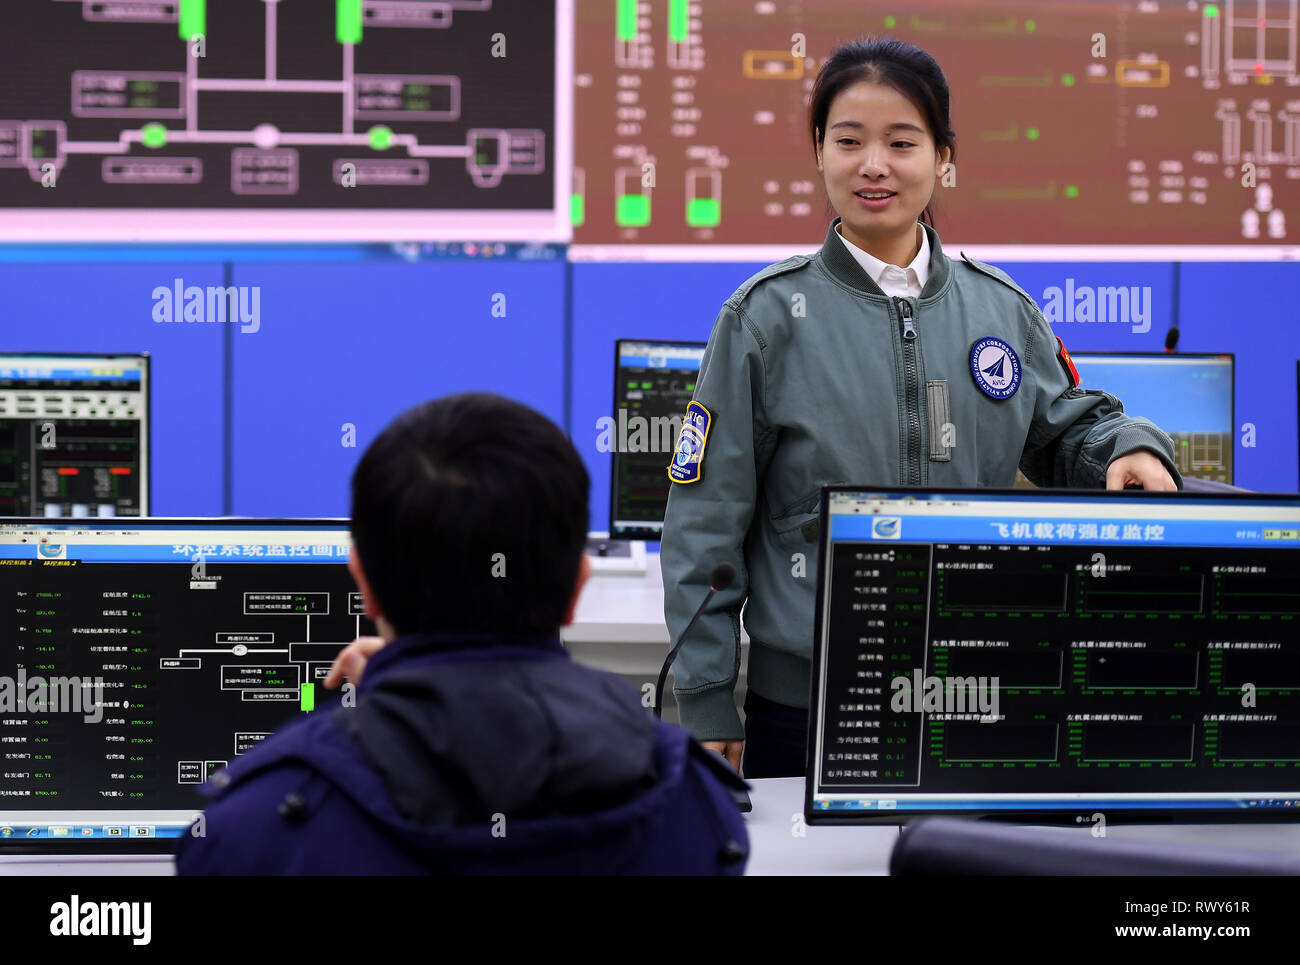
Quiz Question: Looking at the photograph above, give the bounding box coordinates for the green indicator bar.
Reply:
[616,0,637,41]
[570,193,585,226]
[669,0,689,43]
[687,197,720,227]
[178,0,206,39]
[616,193,651,227]
[300,683,315,712]
[337,0,363,44]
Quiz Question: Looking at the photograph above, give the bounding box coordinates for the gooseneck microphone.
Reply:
[655,561,751,812]
[654,561,735,718]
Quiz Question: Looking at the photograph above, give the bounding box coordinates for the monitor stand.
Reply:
[584,531,648,575]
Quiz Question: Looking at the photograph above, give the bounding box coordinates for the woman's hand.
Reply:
[702,740,743,772]
[1106,450,1177,491]
[323,636,387,690]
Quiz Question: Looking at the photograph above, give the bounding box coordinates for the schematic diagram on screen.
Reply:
[0,0,555,212]
[157,581,368,783]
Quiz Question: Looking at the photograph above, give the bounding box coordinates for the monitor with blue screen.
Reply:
[806,487,1300,825]
[610,339,706,539]
[1015,352,1234,486]
[0,517,370,853]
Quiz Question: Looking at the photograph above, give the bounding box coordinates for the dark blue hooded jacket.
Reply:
[174,631,750,874]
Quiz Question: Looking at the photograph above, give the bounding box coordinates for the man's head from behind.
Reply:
[348,393,590,640]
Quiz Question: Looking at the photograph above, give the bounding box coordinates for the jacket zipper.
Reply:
[896,297,921,486]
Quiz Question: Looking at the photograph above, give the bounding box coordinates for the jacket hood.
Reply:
[337,646,660,827]
[217,636,694,871]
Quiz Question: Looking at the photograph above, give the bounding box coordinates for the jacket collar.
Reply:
[358,629,567,693]
[818,216,950,300]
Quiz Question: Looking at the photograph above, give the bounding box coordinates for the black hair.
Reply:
[350,393,589,638]
[809,36,957,228]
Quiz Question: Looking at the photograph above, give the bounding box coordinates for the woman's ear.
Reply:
[935,145,952,176]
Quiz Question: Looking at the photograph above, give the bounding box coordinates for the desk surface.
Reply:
[744,777,900,875]
[562,554,670,644]
[6,777,1298,875]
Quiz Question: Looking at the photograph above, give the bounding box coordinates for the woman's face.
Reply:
[816,80,950,252]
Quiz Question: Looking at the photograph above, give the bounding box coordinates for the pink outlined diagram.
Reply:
[2,0,546,193]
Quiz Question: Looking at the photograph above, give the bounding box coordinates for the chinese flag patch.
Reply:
[1055,336,1080,388]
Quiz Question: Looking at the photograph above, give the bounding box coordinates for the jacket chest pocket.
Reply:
[774,510,821,546]
[769,486,838,546]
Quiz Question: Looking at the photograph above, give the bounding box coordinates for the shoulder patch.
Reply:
[959,253,1040,311]
[1055,335,1080,388]
[668,401,711,484]
[727,255,811,307]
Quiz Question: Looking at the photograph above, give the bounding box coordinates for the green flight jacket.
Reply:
[660,217,1183,742]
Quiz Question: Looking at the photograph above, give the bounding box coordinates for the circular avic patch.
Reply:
[969,336,1021,400]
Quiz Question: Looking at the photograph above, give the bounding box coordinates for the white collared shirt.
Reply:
[835,222,930,298]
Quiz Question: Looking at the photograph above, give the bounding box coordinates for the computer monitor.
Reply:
[0,353,150,517]
[0,517,372,853]
[806,486,1300,825]
[1015,352,1234,487]
[609,339,705,539]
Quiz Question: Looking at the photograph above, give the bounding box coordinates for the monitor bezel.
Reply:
[0,351,153,517]
[806,484,1300,826]
[608,337,707,541]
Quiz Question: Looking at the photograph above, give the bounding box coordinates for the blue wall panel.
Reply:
[0,262,226,515]
[0,252,1293,527]
[982,262,1178,353]
[229,260,566,517]
[1177,263,1300,493]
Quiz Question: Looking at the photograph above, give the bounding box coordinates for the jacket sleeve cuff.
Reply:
[676,686,744,743]
[1107,423,1184,490]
